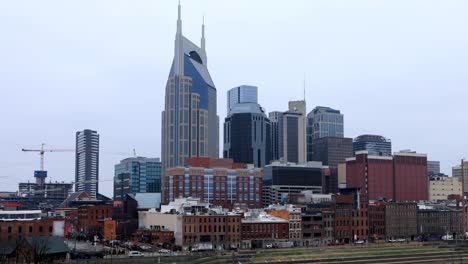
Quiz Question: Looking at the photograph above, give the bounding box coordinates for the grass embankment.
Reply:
[253,245,450,263]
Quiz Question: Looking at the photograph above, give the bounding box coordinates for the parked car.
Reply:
[128,251,144,257]
[159,249,171,254]
[354,240,365,244]
[265,243,273,249]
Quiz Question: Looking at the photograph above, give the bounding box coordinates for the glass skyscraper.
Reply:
[307,106,344,161]
[269,111,284,161]
[75,129,99,199]
[114,157,161,200]
[353,134,392,156]
[161,3,219,200]
[227,85,258,113]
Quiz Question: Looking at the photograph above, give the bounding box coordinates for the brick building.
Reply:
[417,205,462,238]
[385,202,417,240]
[346,151,428,201]
[182,213,242,250]
[266,204,302,242]
[132,228,174,245]
[0,218,67,243]
[241,211,289,249]
[164,158,262,208]
[368,201,385,241]
[77,205,113,234]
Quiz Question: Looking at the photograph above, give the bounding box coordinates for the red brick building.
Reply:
[0,218,67,243]
[241,212,289,249]
[132,229,174,245]
[182,213,242,249]
[346,151,428,201]
[164,158,262,208]
[77,205,113,233]
[368,201,386,241]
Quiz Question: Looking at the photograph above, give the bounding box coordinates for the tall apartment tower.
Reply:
[161,3,219,199]
[227,85,258,113]
[75,129,99,199]
[269,111,284,161]
[306,106,344,161]
[224,88,271,167]
[282,100,306,164]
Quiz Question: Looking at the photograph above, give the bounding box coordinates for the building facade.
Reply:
[352,134,391,157]
[269,111,284,161]
[75,129,99,198]
[241,211,289,249]
[385,202,417,240]
[346,151,428,201]
[306,106,344,161]
[114,157,162,200]
[453,161,468,192]
[427,160,441,176]
[282,101,306,164]
[223,102,271,168]
[163,159,263,208]
[428,176,462,202]
[161,3,219,201]
[227,85,258,113]
[310,137,353,167]
[262,161,323,206]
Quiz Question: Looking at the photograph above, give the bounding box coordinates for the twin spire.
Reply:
[177,1,206,52]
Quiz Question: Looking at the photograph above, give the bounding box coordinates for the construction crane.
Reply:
[21,143,74,187]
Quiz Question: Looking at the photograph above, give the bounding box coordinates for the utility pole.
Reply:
[462,159,466,239]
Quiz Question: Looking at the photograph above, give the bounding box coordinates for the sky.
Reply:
[0,0,467,197]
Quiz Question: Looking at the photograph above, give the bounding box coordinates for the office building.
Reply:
[75,129,99,199]
[163,158,262,208]
[161,3,219,200]
[427,160,441,176]
[224,102,271,168]
[307,106,344,161]
[114,157,162,200]
[227,85,258,113]
[282,101,306,163]
[353,134,392,156]
[269,111,283,161]
[453,161,468,192]
[262,161,323,206]
[428,176,462,201]
[18,182,73,205]
[346,150,428,201]
[311,137,353,168]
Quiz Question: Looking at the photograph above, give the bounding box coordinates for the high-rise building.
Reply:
[311,137,353,168]
[427,160,441,176]
[346,150,428,201]
[269,111,283,161]
[282,101,306,164]
[307,106,344,161]
[223,102,271,167]
[161,3,219,200]
[453,161,468,192]
[353,134,392,156]
[114,157,162,200]
[75,129,99,199]
[227,85,258,113]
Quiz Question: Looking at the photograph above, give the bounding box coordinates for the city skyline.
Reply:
[1,1,467,196]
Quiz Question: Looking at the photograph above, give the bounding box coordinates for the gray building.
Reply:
[269,111,283,161]
[223,102,271,167]
[114,157,162,200]
[161,3,219,200]
[262,161,323,206]
[427,160,441,176]
[75,129,99,199]
[227,85,258,113]
[311,137,353,168]
[283,101,306,164]
[353,134,392,156]
[307,106,344,161]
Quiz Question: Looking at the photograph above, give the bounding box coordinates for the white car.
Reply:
[354,240,365,244]
[159,249,171,254]
[265,243,273,249]
[128,251,144,257]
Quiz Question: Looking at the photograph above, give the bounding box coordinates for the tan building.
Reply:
[428,176,462,201]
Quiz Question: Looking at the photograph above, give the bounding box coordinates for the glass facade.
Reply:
[353,134,392,156]
[307,107,344,161]
[227,85,258,113]
[114,157,161,200]
[269,112,283,161]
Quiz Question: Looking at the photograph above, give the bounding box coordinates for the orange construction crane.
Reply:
[21,143,74,187]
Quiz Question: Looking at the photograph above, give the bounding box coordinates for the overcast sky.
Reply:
[1,1,467,197]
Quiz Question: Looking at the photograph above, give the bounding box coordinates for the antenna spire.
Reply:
[303,74,306,101]
[177,0,182,36]
[201,15,206,51]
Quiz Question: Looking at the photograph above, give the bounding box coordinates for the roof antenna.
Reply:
[133,148,137,157]
[303,74,306,101]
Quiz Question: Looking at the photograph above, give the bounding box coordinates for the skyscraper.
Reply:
[282,100,306,163]
[224,102,271,167]
[307,106,344,161]
[161,3,219,198]
[353,134,392,156]
[75,129,99,199]
[269,111,283,161]
[114,157,162,200]
[427,160,441,176]
[227,85,258,113]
